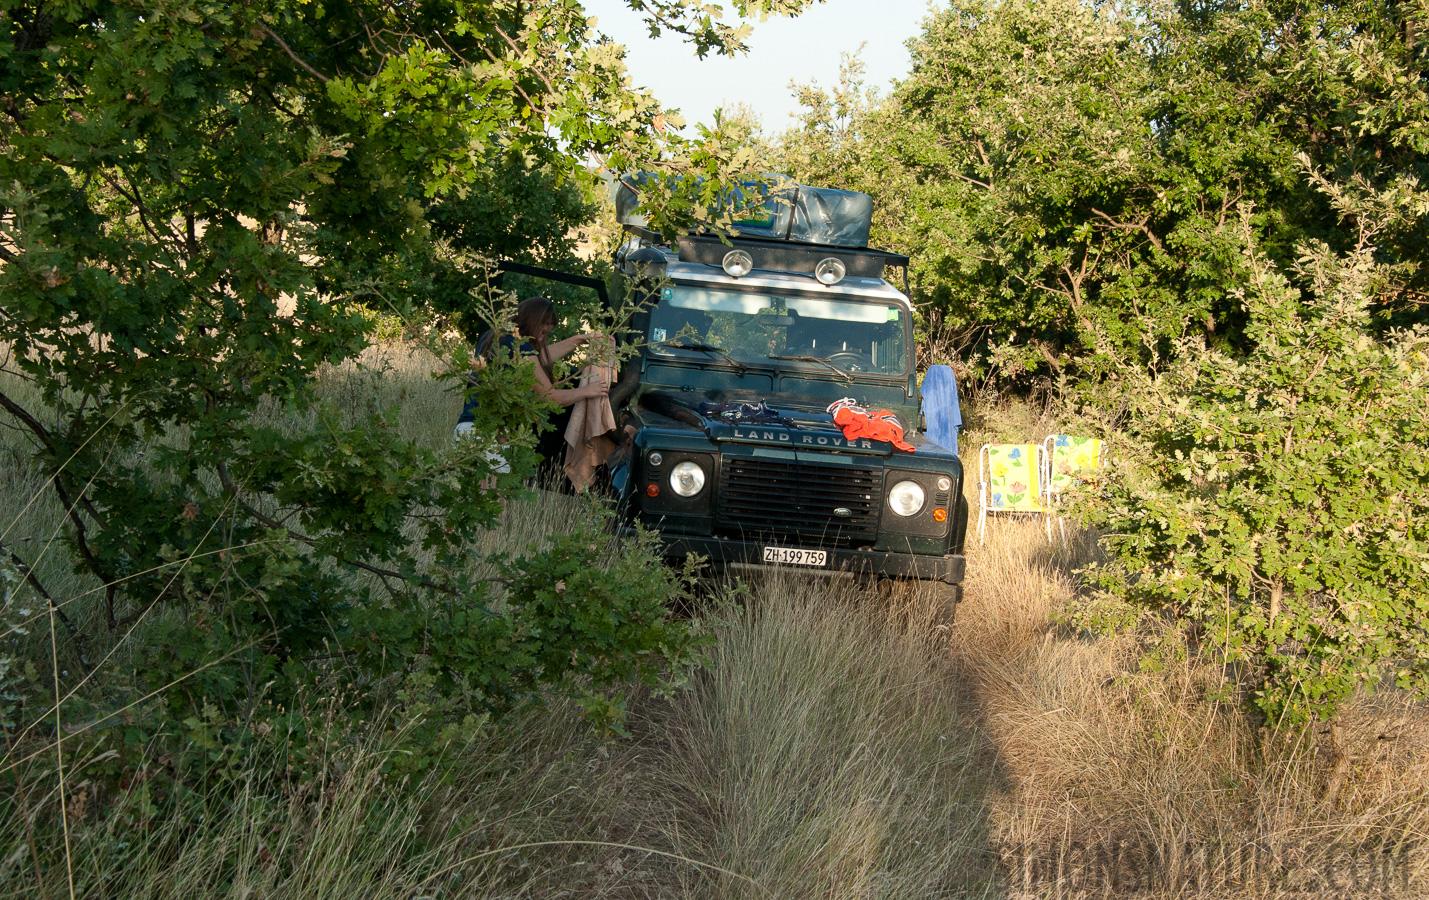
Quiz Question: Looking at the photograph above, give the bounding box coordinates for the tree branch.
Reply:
[1088,206,1165,253]
[944,168,992,191]
[2,539,91,674]
[491,25,558,98]
[214,459,462,596]
[49,465,119,627]
[474,34,541,114]
[0,387,55,453]
[96,170,180,258]
[0,388,122,625]
[974,135,993,187]
[260,23,331,84]
[1033,339,1065,375]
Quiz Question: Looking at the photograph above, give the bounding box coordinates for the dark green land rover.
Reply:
[603,183,968,614]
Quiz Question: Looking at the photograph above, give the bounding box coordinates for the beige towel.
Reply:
[563,362,618,491]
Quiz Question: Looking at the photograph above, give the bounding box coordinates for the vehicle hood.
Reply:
[637,389,953,457]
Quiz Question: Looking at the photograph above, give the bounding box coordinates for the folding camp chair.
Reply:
[1041,435,1106,544]
[976,443,1050,544]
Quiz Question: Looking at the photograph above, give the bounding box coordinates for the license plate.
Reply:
[762,546,828,567]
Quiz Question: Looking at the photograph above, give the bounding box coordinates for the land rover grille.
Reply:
[717,456,880,545]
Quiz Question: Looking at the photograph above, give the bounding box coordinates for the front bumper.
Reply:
[654,533,965,584]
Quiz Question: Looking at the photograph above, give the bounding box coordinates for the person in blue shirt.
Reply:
[455,297,609,480]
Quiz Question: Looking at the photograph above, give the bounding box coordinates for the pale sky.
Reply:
[583,0,939,136]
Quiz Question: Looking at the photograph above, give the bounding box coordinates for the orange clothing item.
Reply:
[832,406,915,453]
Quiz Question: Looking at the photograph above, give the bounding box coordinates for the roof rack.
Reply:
[624,225,910,290]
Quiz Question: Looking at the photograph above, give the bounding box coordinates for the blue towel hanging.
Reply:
[920,365,962,454]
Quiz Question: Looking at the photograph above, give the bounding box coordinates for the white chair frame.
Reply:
[976,442,1050,545]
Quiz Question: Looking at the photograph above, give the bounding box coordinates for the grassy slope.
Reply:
[2,344,1426,898]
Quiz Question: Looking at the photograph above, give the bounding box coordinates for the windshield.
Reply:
[648,285,911,376]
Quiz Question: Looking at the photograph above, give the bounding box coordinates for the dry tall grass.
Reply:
[615,575,1002,899]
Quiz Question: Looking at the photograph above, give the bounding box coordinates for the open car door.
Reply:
[490,260,610,311]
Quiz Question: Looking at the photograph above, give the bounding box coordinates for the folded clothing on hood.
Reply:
[827,398,915,453]
[697,400,794,428]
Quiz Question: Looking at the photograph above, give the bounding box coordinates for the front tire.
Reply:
[872,576,960,631]
[932,581,961,628]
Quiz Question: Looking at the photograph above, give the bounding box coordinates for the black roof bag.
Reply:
[613,174,873,249]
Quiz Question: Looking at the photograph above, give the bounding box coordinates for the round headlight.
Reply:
[722,249,753,278]
[888,480,926,517]
[669,461,706,497]
[814,257,847,285]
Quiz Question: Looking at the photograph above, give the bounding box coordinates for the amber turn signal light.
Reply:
[932,507,948,522]
[646,483,660,497]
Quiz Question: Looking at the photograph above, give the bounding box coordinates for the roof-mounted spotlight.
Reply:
[814,257,847,286]
[722,249,754,278]
[627,246,667,282]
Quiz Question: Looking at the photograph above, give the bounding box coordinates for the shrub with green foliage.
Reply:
[1080,171,1429,724]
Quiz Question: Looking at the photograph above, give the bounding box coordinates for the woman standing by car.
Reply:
[455,296,609,480]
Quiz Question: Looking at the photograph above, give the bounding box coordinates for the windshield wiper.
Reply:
[656,340,747,374]
[768,354,853,384]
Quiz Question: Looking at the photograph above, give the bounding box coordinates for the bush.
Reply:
[1082,171,1429,725]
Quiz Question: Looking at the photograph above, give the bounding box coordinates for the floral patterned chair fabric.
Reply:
[1044,436,1105,493]
[976,443,1049,544]
[1042,435,1106,543]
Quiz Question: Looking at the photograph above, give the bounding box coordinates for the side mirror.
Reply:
[919,364,962,455]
